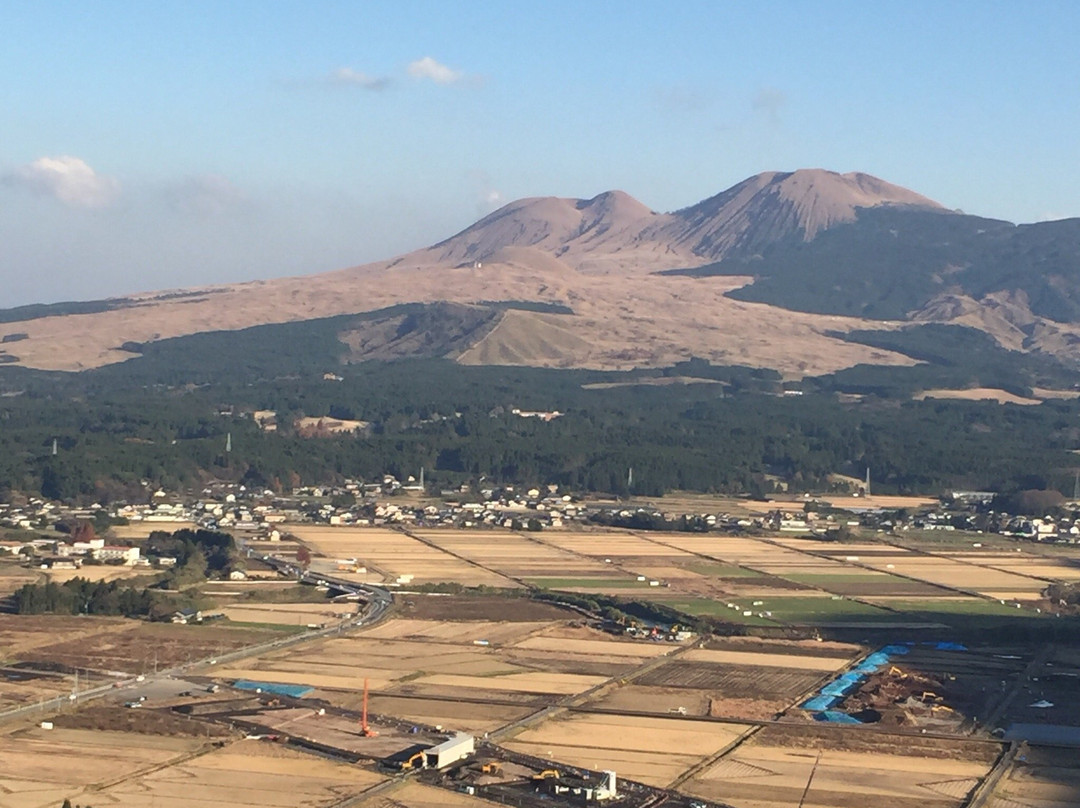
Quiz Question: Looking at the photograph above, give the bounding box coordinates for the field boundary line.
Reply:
[963,741,1018,808]
[87,738,225,791]
[394,526,524,588]
[668,724,763,791]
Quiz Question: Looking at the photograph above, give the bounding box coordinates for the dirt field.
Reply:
[100,741,386,808]
[364,694,532,734]
[219,602,359,626]
[213,619,641,704]
[985,745,1080,808]
[680,648,851,671]
[915,387,1041,405]
[0,562,41,596]
[10,618,282,674]
[0,725,203,808]
[414,529,616,579]
[291,526,515,587]
[363,781,503,807]
[686,737,994,808]
[504,712,754,787]
[396,594,576,622]
[109,520,196,539]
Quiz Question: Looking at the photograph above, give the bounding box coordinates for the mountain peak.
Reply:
[663,169,946,258]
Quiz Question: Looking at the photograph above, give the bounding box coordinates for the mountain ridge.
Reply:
[2,168,1079,378]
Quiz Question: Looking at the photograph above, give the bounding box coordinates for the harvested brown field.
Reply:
[414,529,615,580]
[0,725,203,808]
[109,520,196,539]
[504,712,754,787]
[359,618,548,646]
[636,661,824,700]
[291,526,515,587]
[985,745,1080,808]
[49,703,234,737]
[100,740,386,808]
[685,735,994,808]
[680,648,850,671]
[365,694,532,734]
[914,387,1041,405]
[365,781,503,807]
[397,594,576,622]
[213,618,630,704]
[16,619,282,674]
[219,602,359,626]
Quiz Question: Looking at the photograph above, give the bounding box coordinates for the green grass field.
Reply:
[867,597,1037,617]
[659,597,777,625]
[750,595,896,624]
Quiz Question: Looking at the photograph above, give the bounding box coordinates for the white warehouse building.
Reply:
[425,733,475,769]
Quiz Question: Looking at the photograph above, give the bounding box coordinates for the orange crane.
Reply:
[360,677,378,737]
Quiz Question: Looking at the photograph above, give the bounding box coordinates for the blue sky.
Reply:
[2,1,1079,305]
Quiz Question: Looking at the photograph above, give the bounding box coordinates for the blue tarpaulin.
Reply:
[801,695,840,711]
[934,642,967,651]
[232,680,314,698]
[799,642,959,720]
[815,710,863,724]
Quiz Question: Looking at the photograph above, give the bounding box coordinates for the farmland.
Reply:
[503,712,755,787]
[0,723,387,808]
[683,725,998,808]
[4,524,1080,808]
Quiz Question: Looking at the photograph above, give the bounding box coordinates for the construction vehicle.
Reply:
[480,762,503,775]
[360,677,378,737]
[532,769,560,781]
[400,751,426,770]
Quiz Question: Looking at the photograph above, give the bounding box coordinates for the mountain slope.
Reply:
[652,169,945,257]
[2,167,1078,378]
[425,168,945,274]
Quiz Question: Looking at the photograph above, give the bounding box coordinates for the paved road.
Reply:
[0,555,393,726]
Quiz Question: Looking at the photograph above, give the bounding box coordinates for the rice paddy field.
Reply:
[278,525,1080,629]
[0,724,386,808]
[503,712,755,787]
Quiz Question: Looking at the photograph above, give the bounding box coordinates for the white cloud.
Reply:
[407,56,463,85]
[328,67,391,91]
[5,155,120,207]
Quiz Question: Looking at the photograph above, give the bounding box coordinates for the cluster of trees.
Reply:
[13,578,154,617]
[146,528,239,585]
[589,510,712,532]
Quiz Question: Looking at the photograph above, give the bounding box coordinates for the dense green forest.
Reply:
[1,326,1079,502]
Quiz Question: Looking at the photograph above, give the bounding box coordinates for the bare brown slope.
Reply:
[0,169,949,374]
[425,169,944,275]
[650,169,945,258]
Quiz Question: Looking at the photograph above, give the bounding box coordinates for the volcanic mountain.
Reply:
[3,168,1080,380]
[427,168,944,274]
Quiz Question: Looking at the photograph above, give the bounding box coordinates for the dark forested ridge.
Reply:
[664,207,1080,322]
[1,324,1079,502]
